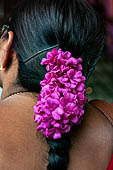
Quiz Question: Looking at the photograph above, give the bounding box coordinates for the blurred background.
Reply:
[0,0,113,102]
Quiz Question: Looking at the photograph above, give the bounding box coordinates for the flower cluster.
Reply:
[34,48,87,139]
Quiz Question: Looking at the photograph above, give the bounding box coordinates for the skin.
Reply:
[0,31,112,170]
[0,31,49,170]
[0,31,27,99]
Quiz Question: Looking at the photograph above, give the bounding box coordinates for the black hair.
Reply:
[7,0,105,169]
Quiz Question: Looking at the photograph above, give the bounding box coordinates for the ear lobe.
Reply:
[2,31,14,68]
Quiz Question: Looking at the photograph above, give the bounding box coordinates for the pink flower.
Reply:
[33,48,87,139]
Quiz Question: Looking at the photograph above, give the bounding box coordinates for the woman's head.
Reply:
[0,1,105,170]
[3,0,104,93]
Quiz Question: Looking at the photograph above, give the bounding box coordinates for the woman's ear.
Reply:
[1,31,14,68]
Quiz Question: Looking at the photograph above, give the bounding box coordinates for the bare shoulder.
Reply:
[69,100,113,170]
[89,99,113,127]
[0,97,41,170]
[0,97,35,132]
[87,99,113,154]
[71,99,113,147]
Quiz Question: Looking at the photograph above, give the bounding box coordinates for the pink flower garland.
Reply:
[33,48,87,139]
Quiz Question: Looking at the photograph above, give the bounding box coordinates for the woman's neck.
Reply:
[1,82,29,100]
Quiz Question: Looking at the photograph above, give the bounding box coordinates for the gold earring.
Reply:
[0,65,3,71]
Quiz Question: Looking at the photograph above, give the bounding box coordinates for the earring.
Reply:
[0,65,3,71]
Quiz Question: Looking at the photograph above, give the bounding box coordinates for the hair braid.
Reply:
[7,1,105,170]
[46,134,71,170]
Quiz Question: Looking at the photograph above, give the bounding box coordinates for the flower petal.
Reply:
[53,132,61,139]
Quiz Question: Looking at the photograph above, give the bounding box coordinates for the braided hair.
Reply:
[46,134,70,170]
[7,0,105,169]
